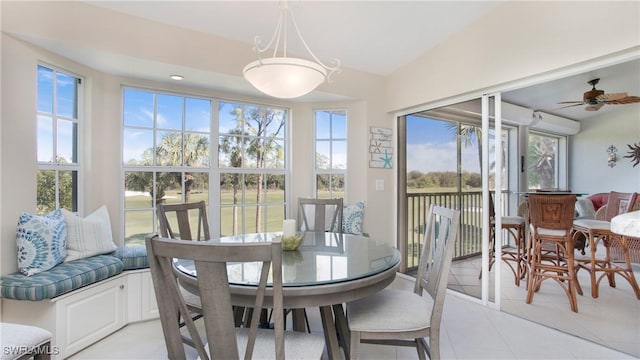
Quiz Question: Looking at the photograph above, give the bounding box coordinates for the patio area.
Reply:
[449,255,640,357]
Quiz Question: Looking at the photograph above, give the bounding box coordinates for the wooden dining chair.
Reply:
[156,201,209,348]
[287,197,344,333]
[572,191,640,299]
[526,194,579,312]
[298,198,343,233]
[156,200,210,241]
[346,205,460,360]
[145,234,325,360]
[480,192,527,286]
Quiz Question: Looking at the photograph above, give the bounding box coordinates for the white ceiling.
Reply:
[43,2,639,121]
[87,1,503,76]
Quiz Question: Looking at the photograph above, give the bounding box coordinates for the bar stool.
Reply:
[572,191,640,299]
[526,194,579,312]
[481,192,527,286]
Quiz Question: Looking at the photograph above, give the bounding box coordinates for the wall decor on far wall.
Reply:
[623,142,640,167]
[369,127,392,168]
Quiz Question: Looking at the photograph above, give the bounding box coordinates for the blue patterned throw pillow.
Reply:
[342,201,365,235]
[16,210,67,276]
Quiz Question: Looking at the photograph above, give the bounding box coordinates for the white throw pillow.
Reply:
[63,206,117,262]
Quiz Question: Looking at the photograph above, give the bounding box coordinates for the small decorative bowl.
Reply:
[279,234,303,251]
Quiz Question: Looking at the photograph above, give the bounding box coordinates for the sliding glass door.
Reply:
[398,95,506,304]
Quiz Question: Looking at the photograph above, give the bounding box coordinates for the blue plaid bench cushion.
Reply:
[0,255,123,301]
[110,245,148,270]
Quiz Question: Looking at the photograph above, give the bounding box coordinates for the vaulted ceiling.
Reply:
[23,2,640,122]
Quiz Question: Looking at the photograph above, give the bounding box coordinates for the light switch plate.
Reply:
[375,179,384,191]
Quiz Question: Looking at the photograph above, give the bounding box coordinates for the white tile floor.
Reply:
[70,273,637,360]
[449,255,640,357]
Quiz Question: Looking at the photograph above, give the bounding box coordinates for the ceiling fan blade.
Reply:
[606,95,640,104]
[554,103,585,110]
[596,92,628,102]
[585,103,604,111]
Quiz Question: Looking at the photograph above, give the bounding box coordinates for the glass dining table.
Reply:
[173,231,401,359]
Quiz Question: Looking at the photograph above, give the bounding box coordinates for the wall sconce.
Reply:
[607,145,617,168]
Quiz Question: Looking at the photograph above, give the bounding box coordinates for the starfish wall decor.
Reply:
[623,143,640,167]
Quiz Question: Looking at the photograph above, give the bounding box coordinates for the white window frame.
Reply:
[121,89,290,244]
[527,130,568,190]
[313,109,347,199]
[36,63,83,214]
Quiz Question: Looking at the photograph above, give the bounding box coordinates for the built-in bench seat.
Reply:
[0,245,156,359]
[1,255,123,301]
[0,245,148,301]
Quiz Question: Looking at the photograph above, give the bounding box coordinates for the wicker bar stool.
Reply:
[481,192,527,286]
[572,191,640,299]
[526,194,579,312]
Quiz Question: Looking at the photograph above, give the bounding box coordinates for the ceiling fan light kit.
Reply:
[243,2,340,99]
[557,78,640,111]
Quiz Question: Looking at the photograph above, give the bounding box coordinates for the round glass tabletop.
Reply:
[173,232,400,287]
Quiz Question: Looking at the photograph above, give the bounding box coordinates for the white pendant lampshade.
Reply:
[243,2,340,99]
[243,57,327,99]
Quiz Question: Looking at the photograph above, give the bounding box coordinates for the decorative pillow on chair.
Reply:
[342,201,365,235]
[16,209,67,276]
[63,206,117,262]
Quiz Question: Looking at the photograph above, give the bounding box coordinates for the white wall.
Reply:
[570,106,640,194]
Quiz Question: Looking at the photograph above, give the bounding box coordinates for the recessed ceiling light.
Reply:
[170,74,184,80]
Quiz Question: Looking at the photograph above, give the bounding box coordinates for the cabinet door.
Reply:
[56,276,126,358]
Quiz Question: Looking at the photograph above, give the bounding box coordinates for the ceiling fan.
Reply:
[557,78,640,111]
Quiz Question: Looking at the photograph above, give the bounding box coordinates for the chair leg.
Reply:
[416,340,427,360]
[618,235,640,300]
[32,341,51,360]
[349,330,361,360]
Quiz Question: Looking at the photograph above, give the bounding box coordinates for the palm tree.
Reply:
[528,135,556,189]
[156,132,209,202]
[232,105,286,233]
[125,133,210,204]
[219,128,248,235]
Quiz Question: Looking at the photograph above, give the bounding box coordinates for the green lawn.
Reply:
[124,189,329,245]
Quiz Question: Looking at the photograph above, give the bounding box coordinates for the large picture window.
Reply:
[122,88,211,245]
[122,90,289,244]
[218,101,287,236]
[314,110,346,198]
[36,65,81,214]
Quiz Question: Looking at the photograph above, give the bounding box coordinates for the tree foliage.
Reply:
[124,133,210,205]
[407,170,482,191]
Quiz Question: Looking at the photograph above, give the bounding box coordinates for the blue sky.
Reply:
[406,115,483,174]
[37,65,77,163]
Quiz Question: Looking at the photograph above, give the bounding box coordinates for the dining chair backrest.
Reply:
[157,201,210,241]
[414,205,460,319]
[527,194,577,231]
[603,191,638,222]
[145,234,284,360]
[298,198,343,233]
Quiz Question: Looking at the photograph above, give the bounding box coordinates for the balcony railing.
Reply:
[405,191,510,271]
